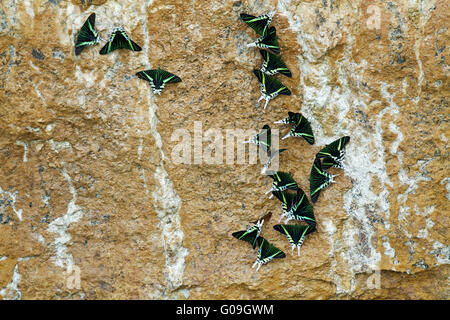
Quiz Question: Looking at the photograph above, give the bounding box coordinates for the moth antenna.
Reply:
[268,193,274,199]
[291,246,295,256]
[297,246,301,256]
[242,140,251,144]
[273,119,284,124]
[256,263,262,272]
[257,219,264,229]
[265,188,273,195]
[246,42,257,48]
[263,99,270,110]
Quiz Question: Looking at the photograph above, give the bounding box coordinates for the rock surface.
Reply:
[0,0,448,299]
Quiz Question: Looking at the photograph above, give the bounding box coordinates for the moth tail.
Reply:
[281,133,290,140]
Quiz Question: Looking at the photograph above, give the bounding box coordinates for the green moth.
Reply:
[278,112,315,145]
[232,219,264,249]
[243,124,271,153]
[259,49,292,77]
[240,12,274,36]
[136,68,182,95]
[247,26,280,55]
[316,136,350,167]
[310,157,336,203]
[266,171,299,196]
[75,13,100,56]
[273,224,315,256]
[253,69,291,110]
[99,26,142,54]
[253,236,286,271]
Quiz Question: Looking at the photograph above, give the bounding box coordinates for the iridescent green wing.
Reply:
[283,114,315,145]
[240,12,273,36]
[262,148,287,174]
[100,28,142,54]
[269,171,299,192]
[75,13,99,55]
[290,188,316,226]
[273,224,312,246]
[253,237,286,271]
[255,26,280,54]
[316,136,350,161]
[273,224,314,255]
[137,68,181,95]
[254,69,291,105]
[263,72,291,97]
[232,220,263,249]
[321,156,342,169]
[258,124,271,152]
[271,190,297,216]
[259,49,292,77]
[310,157,333,203]
[274,111,301,125]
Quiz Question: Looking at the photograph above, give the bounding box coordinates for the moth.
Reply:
[75,13,100,56]
[253,69,291,110]
[310,157,336,203]
[315,136,350,168]
[99,26,142,54]
[243,125,287,174]
[247,26,280,55]
[252,236,286,271]
[265,171,299,196]
[321,156,342,170]
[274,111,302,125]
[276,112,315,145]
[243,124,272,152]
[272,189,316,226]
[259,49,292,77]
[232,219,264,249]
[136,68,182,95]
[240,12,274,36]
[273,224,315,256]
[261,148,287,175]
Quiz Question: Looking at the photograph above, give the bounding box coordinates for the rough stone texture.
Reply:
[0,0,448,299]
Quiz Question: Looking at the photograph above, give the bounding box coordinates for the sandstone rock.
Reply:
[0,0,448,299]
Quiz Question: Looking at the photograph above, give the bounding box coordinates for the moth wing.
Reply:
[240,13,272,36]
[158,69,182,84]
[75,13,98,55]
[310,158,327,203]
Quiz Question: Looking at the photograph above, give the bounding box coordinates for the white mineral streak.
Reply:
[0,186,23,221]
[144,0,190,297]
[278,0,388,294]
[0,264,22,300]
[47,167,84,269]
[64,0,189,298]
[278,0,447,295]
[98,0,189,299]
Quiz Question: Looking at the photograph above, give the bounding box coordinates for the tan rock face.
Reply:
[0,0,448,299]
